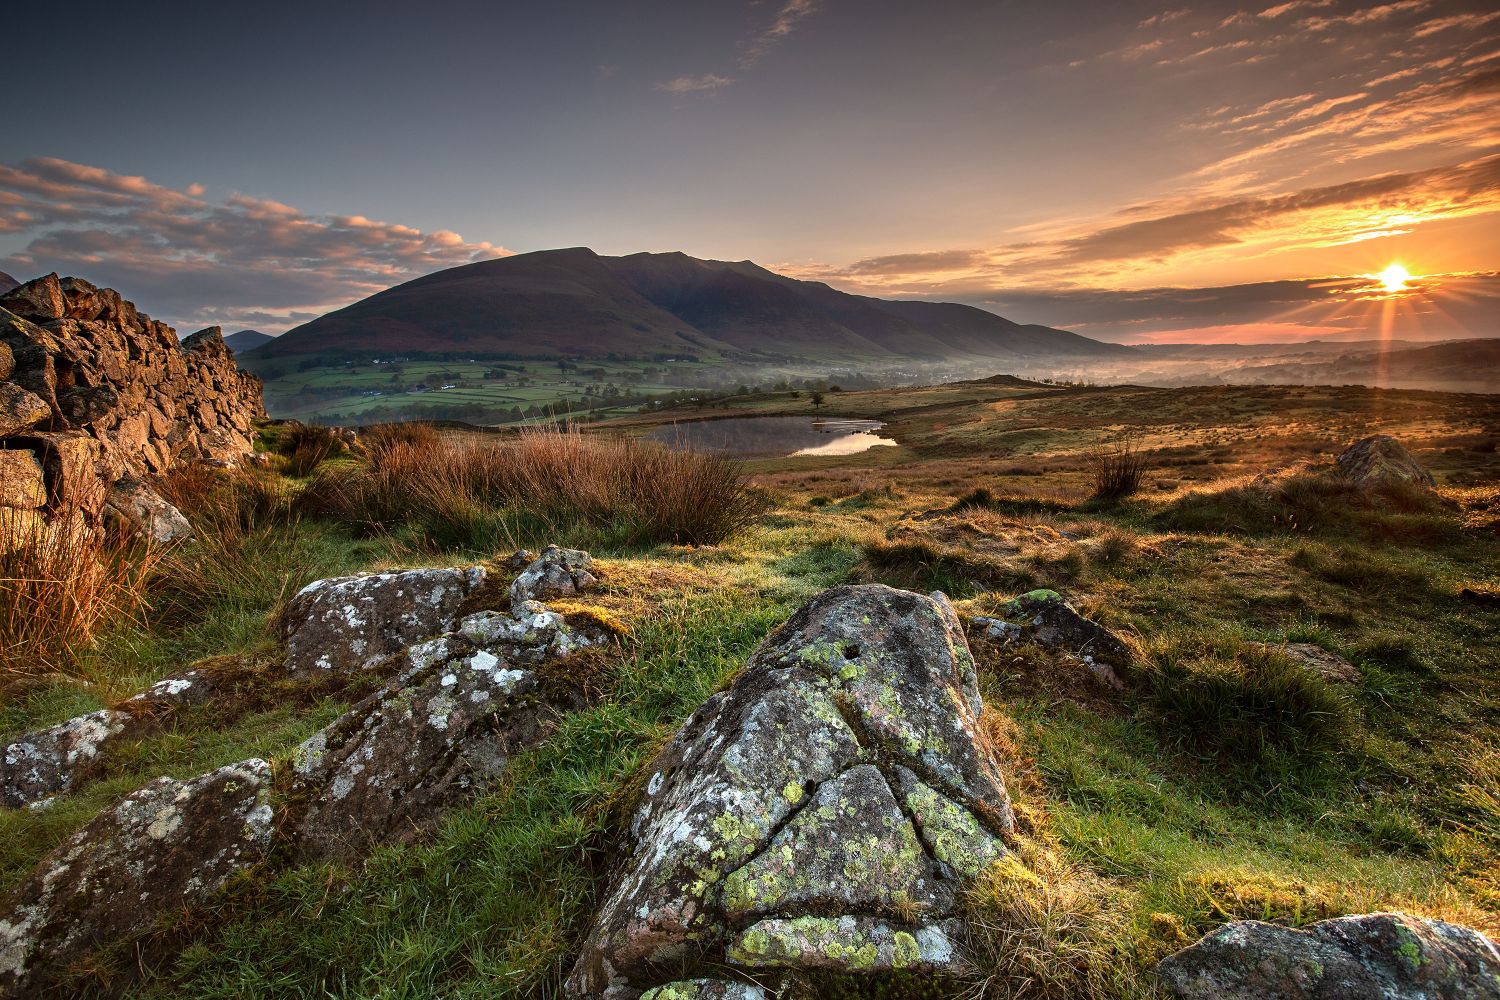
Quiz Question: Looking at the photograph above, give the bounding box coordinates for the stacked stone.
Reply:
[0,274,265,538]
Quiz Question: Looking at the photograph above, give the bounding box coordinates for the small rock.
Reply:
[1278,643,1360,685]
[2,709,132,807]
[1156,912,1500,1000]
[127,667,220,707]
[0,758,273,995]
[0,450,46,509]
[104,474,194,544]
[510,545,597,609]
[1005,589,1130,665]
[283,565,485,677]
[1336,435,1435,489]
[0,383,50,437]
[971,616,1022,645]
[503,549,535,570]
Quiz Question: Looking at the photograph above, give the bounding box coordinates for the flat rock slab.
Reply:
[640,981,767,1000]
[2,709,132,808]
[1156,912,1500,1000]
[727,916,962,974]
[567,584,1012,997]
[0,758,273,995]
[283,565,485,677]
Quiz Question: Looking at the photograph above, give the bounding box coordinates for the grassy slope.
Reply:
[0,382,1495,998]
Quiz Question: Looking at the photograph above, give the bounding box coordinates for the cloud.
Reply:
[0,157,510,333]
[842,249,986,276]
[655,73,736,95]
[741,0,821,66]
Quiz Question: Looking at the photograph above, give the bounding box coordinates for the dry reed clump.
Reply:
[277,423,349,477]
[301,423,769,548]
[0,505,159,686]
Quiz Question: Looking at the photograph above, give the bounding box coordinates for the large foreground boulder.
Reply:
[1156,912,1500,1000]
[283,566,485,677]
[0,759,273,995]
[567,584,1013,998]
[1337,435,1435,489]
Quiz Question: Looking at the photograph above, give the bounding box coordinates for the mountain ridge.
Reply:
[257,247,1130,363]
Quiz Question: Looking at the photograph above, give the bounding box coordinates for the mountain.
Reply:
[0,270,19,294]
[1225,339,1500,393]
[257,248,1129,363]
[223,329,275,354]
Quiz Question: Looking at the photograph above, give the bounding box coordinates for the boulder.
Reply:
[1337,435,1435,489]
[510,545,598,608]
[0,273,65,322]
[2,709,132,808]
[1279,643,1360,685]
[288,634,552,862]
[0,451,46,510]
[127,666,227,708]
[566,584,1012,997]
[104,474,194,544]
[0,759,273,995]
[1156,912,1500,1000]
[0,383,49,437]
[282,566,486,677]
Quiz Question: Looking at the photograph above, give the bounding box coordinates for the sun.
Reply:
[1378,263,1411,293]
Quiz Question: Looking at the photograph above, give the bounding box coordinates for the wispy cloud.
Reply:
[655,73,736,95]
[656,0,823,95]
[741,0,821,66]
[0,158,509,333]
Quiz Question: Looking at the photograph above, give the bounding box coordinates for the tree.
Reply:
[810,391,825,409]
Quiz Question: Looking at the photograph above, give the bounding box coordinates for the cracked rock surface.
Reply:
[283,565,485,677]
[510,544,599,608]
[1156,912,1500,1000]
[0,758,273,995]
[567,583,1013,998]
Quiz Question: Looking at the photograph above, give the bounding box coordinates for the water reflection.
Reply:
[648,416,897,457]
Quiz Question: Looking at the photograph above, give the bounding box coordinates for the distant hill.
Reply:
[224,330,275,354]
[1228,339,1500,393]
[0,270,19,294]
[257,248,1130,364]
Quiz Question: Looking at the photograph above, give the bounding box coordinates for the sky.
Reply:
[2,0,1497,344]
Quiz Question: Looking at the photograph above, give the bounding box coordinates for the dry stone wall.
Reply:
[0,273,264,538]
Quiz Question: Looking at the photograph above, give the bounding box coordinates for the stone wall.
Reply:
[0,274,265,536]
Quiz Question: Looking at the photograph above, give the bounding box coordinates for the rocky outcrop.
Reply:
[0,274,264,541]
[2,709,132,808]
[282,566,486,677]
[567,584,1013,998]
[1337,435,1435,490]
[285,554,612,861]
[511,545,598,607]
[1156,912,1500,1000]
[0,759,273,995]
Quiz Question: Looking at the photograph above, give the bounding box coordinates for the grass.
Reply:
[4,381,1497,998]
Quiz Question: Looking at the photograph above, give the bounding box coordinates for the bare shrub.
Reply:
[1087,434,1145,501]
[0,505,159,685]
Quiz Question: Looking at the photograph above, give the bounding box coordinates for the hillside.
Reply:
[1226,338,1500,392]
[224,329,275,353]
[0,270,18,294]
[257,247,1128,363]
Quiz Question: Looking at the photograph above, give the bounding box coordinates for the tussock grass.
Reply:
[303,423,769,550]
[1087,435,1146,502]
[0,505,160,688]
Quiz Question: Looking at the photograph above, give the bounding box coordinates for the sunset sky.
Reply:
[3,0,1497,343]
